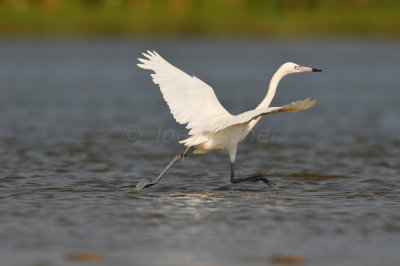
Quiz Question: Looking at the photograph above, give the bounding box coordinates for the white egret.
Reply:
[134,51,321,190]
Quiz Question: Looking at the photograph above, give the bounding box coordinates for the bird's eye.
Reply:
[294,66,299,70]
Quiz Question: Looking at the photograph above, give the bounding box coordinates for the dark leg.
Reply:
[128,150,192,190]
[230,163,273,187]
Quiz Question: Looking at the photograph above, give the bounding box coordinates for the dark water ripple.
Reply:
[0,39,400,265]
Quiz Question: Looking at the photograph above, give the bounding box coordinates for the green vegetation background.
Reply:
[1,0,400,37]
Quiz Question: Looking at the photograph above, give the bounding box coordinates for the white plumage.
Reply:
[138,51,233,136]
[135,50,320,189]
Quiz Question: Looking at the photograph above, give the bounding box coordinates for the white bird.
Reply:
[134,50,321,190]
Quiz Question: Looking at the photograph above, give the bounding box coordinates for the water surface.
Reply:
[0,38,400,266]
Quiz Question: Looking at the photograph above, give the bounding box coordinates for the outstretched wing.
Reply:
[215,98,317,132]
[137,51,233,135]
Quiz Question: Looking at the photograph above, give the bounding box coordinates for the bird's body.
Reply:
[191,123,250,160]
[135,51,321,190]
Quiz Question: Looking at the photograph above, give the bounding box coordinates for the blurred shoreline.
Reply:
[0,0,400,37]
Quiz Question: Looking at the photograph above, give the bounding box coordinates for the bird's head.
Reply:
[280,62,322,76]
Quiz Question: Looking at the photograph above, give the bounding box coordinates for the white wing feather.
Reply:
[137,51,233,135]
[215,98,317,131]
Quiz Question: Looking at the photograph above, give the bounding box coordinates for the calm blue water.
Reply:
[0,38,399,265]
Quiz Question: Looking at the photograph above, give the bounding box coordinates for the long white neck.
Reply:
[256,68,287,109]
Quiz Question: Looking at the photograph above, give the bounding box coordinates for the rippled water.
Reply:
[0,38,400,265]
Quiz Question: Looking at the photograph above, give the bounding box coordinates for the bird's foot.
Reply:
[230,175,275,188]
[134,178,156,190]
[119,178,155,190]
[246,175,275,187]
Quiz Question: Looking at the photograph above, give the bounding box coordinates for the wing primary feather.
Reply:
[214,98,317,132]
[137,51,233,135]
